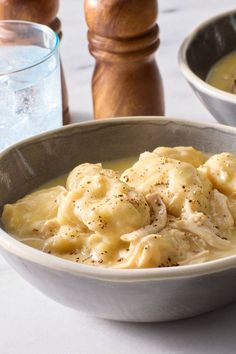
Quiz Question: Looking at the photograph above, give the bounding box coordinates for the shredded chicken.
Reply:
[121,193,167,242]
[172,200,230,250]
[210,189,234,230]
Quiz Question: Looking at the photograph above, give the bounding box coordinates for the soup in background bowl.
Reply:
[179,10,236,126]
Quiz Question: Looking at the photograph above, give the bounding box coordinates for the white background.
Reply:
[1,1,236,353]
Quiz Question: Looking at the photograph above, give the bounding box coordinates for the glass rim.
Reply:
[0,20,59,76]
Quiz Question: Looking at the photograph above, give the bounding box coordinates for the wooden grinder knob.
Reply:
[85,0,165,119]
[0,0,70,125]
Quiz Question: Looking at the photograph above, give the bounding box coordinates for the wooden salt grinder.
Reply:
[85,0,165,119]
[0,0,70,124]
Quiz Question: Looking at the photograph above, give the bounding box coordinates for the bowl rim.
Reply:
[178,8,236,104]
[1,116,236,282]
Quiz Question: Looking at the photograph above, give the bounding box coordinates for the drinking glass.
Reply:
[0,20,62,150]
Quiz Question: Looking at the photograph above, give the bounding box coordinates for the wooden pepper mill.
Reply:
[85,0,165,119]
[0,0,70,125]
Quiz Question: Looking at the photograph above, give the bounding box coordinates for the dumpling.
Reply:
[62,163,150,237]
[153,146,207,167]
[66,163,115,191]
[200,152,236,195]
[118,234,178,268]
[121,152,212,217]
[43,225,88,254]
[2,186,67,238]
[57,190,88,230]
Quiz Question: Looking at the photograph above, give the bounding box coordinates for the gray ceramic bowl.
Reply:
[179,10,236,126]
[1,117,236,322]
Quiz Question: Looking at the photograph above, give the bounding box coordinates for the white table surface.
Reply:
[1,1,236,353]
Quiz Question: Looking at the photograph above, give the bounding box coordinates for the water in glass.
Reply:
[0,42,62,150]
